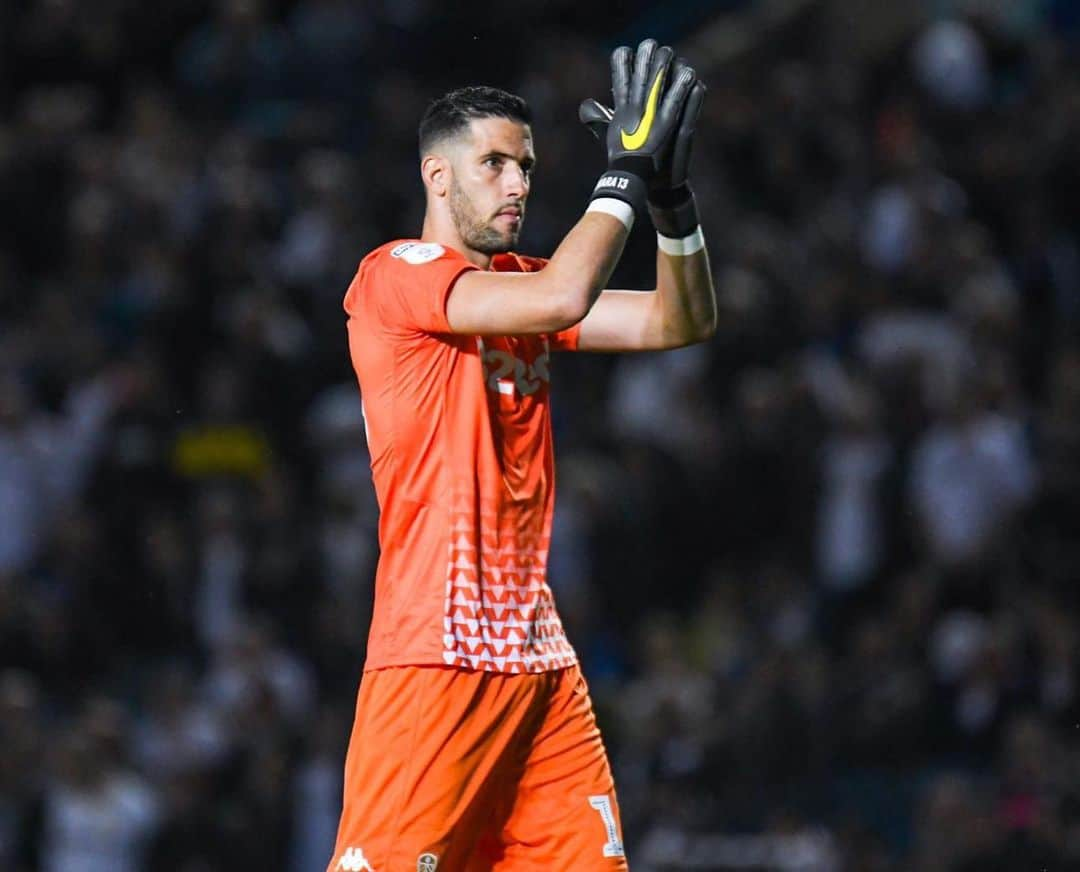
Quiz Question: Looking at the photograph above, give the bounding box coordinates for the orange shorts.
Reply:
[327,663,629,872]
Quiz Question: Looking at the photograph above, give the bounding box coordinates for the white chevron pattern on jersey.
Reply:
[441,499,577,673]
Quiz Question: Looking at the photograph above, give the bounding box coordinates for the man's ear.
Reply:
[421,154,450,198]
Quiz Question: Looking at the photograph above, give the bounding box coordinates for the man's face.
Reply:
[447,117,534,255]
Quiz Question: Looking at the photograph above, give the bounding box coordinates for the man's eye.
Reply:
[485,157,501,168]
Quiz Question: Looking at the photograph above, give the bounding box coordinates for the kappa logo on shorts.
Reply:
[417,852,439,872]
[390,241,445,264]
[335,846,375,871]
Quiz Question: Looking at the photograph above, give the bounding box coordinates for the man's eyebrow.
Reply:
[480,150,536,167]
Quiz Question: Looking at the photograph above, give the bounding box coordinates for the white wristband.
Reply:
[657,226,705,256]
[586,197,635,231]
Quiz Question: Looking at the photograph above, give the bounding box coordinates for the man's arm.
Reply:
[575,43,714,351]
[447,39,696,338]
[575,243,716,351]
[445,211,628,336]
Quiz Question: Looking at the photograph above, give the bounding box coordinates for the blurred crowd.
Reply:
[2,0,1080,870]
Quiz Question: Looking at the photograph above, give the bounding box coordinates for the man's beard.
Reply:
[449,182,521,254]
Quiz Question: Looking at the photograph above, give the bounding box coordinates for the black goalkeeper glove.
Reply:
[581,42,706,238]
[579,38,696,218]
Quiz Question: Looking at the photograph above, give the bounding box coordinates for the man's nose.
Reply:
[504,163,529,198]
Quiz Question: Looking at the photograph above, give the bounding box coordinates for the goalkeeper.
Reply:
[329,38,715,872]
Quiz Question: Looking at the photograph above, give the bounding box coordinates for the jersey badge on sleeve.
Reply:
[391,242,446,264]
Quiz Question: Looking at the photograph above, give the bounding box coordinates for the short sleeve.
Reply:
[369,242,477,334]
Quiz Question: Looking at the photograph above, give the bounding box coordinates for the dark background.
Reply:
[2,0,1080,869]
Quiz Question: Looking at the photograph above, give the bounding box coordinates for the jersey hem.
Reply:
[363,653,580,674]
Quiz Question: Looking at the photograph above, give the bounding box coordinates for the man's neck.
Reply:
[420,214,492,269]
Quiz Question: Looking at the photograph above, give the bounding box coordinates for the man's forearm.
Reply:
[543,210,632,325]
[447,209,629,336]
[654,243,716,345]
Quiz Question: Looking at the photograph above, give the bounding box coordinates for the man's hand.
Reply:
[581,39,706,238]
[579,39,696,217]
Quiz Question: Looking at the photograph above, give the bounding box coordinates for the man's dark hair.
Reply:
[418,86,532,156]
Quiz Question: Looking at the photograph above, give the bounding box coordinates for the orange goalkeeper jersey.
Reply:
[343,239,580,674]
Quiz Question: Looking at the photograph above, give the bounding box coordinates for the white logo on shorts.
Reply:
[336,846,375,871]
[417,853,439,872]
